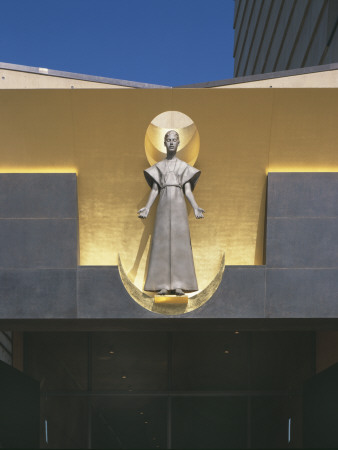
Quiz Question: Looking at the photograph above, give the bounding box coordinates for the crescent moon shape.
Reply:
[118,253,225,316]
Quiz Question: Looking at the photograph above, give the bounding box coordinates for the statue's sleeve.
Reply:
[144,165,160,189]
[182,165,201,191]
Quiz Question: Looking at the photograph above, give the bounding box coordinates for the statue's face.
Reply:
[164,133,180,154]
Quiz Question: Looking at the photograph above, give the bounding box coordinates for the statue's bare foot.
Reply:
[175,288,185,296]
[158,289,168,296]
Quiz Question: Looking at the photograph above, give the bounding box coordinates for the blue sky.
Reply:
[0,0,235,86]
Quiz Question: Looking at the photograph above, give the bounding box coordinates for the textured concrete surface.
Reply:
[0,219,78,268]
[0,174,77,218]
[267,173,338,268]
[266,269,338,318]
[0,174,78,268]
[267,173,338,218]
[0,269,77,318]
[77,267,154,318]
[187,266,266,318]
[266,218,338,268]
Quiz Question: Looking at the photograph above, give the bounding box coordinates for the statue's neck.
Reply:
[166,153,176,160]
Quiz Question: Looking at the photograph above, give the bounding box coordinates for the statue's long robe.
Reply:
[144,158,200,292]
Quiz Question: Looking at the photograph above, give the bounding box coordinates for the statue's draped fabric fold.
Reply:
[144,158,200,292]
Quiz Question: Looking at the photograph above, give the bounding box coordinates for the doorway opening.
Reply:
[24,330,315,448]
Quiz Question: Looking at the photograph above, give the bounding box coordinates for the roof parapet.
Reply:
[0,61,171,89]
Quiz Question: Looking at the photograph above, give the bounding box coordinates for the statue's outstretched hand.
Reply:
[138,207,149,219]
[194,207,205,219]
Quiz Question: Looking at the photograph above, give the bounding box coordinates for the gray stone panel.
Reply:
[266,269,338,318]
[267,173,338,218]
[266,218,338,268]
[0,269,76,318]
[77,267,156,318]
[1,265,338,321]
[0,219,77,268]
[186,266,266,318]
[0,174,77,218]
[78,266,266,320]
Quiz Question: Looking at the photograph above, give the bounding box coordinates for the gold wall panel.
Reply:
[268,89,338,171]
[0,89,337,292]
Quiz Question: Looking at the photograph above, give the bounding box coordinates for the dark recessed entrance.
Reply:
[24,331,315,449]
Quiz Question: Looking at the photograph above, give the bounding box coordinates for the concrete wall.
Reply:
[0,69,132,89]
[178,64,338,88]
[215,68,338,88]
[0,62,168,89]
[0,174,78,319]
[0,173,338,323]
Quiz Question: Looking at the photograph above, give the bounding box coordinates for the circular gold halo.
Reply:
[144,111,200,166]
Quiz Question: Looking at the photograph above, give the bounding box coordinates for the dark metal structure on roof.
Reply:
[233,0,338,77]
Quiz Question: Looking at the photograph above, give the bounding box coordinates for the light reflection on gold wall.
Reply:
[0,89,337,291]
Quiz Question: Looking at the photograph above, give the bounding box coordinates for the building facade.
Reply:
[0,58,338,449]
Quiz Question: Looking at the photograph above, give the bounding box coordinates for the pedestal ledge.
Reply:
[154,295,188,305]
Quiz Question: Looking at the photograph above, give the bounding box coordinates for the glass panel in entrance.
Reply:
[251,395,302,449]
[23,330,315,448]
[40,396,88,449]
[91,332,169,391]
[172,396,248,449]
[91,396,167,449]
[171,332,249,390]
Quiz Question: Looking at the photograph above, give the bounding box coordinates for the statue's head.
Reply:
[164,130,180,154]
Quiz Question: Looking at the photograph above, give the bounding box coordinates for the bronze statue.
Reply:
[138,130,204,295]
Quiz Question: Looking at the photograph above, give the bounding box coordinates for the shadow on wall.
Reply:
[127,193,157,284]
[255,176,267,265]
